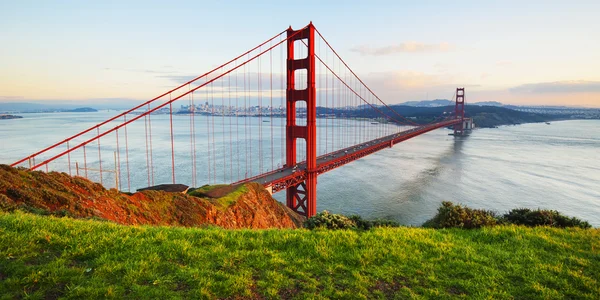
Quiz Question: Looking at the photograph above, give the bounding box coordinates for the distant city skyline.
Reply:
[1,1,599,107]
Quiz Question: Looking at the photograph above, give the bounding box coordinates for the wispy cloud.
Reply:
[0,96,24,100]
[356,71,481,102]
[104,67,177,74]
[350,42,453,56]
[510,80,600,94]
[495,60,512,67]
[159,74,198,84]
[159,73,286,90]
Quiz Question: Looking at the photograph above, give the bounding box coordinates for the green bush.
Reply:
[423,201,499,229]
[304,210,356,230]
[423,202,592,229]
[371,218,401,228]
[348,215,400,230]
[348,215,371,230]
[304,212,401,230]
[503,208,591,229]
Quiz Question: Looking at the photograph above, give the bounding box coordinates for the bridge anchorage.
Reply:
[11,22,472,218]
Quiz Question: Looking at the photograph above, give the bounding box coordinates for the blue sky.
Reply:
[1,0,599,106]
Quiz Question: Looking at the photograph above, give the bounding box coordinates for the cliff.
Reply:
[0,164,303,229]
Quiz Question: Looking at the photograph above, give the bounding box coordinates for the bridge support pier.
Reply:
[285,23,317,217]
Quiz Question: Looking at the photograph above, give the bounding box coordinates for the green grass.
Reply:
[1,211,598,299]
[187,184,230,195]
[187,184,249,209]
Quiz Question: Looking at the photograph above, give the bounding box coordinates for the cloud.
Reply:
[362,71,476,90]
[434,62,452,71]
[160,74,198,84]
[104,67,176,74]
[509,80,600,94]
[350,42,453,56]
[495,60,512,66]
[159,73,287,91]
[0,96,24,100]
[353,71,481,103]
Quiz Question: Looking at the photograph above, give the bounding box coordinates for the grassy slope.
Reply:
[1,212,598,299]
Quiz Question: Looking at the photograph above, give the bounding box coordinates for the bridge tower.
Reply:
[454,87,465,135]
[285,23,317,217]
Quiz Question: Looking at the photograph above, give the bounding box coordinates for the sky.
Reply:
[1,0,599,107]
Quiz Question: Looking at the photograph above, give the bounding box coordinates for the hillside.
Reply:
[318,105,559,128]
[0,211,598,298]
[0,165,303,229]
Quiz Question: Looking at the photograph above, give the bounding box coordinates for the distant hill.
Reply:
[65,107,98,112]
[0,99,144,112]
[318,104,559,128]
[401,99,452,107]
[0,103,98,113]
[0,114,23,120]
[0,102,64,112]
[400,99,505,108]
[473,101,503,107]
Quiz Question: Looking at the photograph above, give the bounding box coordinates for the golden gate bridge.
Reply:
[11,23,472,217]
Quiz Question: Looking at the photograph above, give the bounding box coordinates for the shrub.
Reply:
[304,210,356,230]
[348,215,372,230]
[371,218,401,228]
[0,194,17,211]
[348,215,400,230]
[305,212,401,230]
[422,201,499,229]
[503,208,591,229]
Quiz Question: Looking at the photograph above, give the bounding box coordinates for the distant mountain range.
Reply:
[0,100,141,113]
[399,99,504,107]
[0,102,100,113]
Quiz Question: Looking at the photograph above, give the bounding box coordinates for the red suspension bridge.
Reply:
[11,23,472,217]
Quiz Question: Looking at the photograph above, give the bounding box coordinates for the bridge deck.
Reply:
[234,119,462,193]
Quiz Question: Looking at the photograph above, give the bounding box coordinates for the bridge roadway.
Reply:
[234,119,462,194]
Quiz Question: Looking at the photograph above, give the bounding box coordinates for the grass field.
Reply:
[1,211,598,299]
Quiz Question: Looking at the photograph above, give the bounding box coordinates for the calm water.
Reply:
[1,112,599,227]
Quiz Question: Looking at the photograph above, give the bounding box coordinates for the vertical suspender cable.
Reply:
[270,41,274,171]
[244,61,248,178]
[169,97,176,184]
[258,48,263,173]
[206,77,211,184]
[222,67,226,182]
[229,69,233,181]
[97,127,103,185]
[115,129,122,190]
[83,144,88,178]
[211,83,216,183]
[236,63,240,181]
[148,103,154,186]
[123,115,131,191]
[144,111,150,186]
[67,141,72,176]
